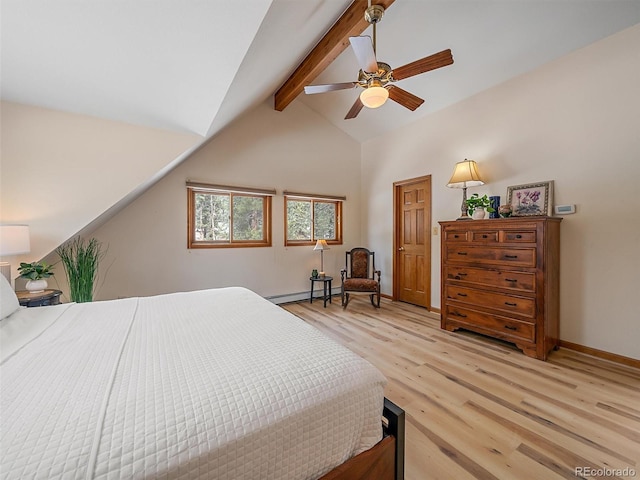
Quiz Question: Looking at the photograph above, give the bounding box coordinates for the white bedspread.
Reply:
[0,287,386,479]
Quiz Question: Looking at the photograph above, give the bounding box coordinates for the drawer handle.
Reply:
[504,254,518,259]
[453,312,467,318]
[504,325,517,331]
[482,234,488,238]
[453,234,460,238]
[457,252,468,256]
[505,302,517,307]
[457,293,467,297]
[457,273,468,276]
[516,234,523,239]
[505,278,518,282]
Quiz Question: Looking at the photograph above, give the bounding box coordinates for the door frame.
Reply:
[392,175,432,309]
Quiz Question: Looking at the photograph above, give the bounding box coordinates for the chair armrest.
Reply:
[374,270,381,282]
[340,269,347,281]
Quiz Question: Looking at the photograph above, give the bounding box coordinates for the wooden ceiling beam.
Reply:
[274,0,395,112]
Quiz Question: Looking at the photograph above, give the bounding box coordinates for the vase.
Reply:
[472,207,486,220]
[489,196,500,219]
[25,279,48,293]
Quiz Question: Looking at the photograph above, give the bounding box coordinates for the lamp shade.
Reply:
[313,239,329,251]
[0,225,31,256]
[447,159,485,188]
[360,85,389,109]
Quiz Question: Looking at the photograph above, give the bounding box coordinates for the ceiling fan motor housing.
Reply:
[357,62,392,88]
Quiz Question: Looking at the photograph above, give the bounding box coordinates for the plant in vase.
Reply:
[18,261,55,293]
[466,194,495,219]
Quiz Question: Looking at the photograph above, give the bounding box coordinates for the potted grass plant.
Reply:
[56,237,105,303]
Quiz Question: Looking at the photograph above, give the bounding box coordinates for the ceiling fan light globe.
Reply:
[360,86,389,109]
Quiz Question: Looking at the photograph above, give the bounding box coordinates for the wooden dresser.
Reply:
[439,217,561,360]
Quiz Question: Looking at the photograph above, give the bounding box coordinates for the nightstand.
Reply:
[16,289,62,307]
[310,276,333,308]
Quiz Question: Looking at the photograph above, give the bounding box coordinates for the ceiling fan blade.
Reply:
[304,82,358,95]
[345,96,364,119]
[388,86,424,111]
[392,49,454,81]
[349,36,378,73]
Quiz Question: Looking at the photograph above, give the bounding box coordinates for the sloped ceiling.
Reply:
[1,0,275,137]
[4,1,639,143]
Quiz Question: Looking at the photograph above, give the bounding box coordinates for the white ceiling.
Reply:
[2,0,640,143]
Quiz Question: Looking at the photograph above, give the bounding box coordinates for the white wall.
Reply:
[89,100,361,300]
[0,101,202,275]
[361,25,640,359]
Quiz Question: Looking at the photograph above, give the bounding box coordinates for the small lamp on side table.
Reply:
[313,239,330,278]
[0,225,31,285]
[446,159,485,220]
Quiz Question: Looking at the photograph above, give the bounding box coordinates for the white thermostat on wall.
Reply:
[554,204,576,215]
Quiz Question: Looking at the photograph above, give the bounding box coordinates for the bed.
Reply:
[0,277,404,479]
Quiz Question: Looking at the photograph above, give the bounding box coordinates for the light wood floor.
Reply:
[282,297,640,480]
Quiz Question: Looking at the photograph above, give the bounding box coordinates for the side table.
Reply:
[310,276,333,308]
[16,289,62,307]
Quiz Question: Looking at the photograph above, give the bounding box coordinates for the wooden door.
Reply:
[393,176,431,308]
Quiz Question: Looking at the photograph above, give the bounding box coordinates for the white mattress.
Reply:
[0,287,386,479]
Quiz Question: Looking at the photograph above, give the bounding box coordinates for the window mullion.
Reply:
[310,199,316,241]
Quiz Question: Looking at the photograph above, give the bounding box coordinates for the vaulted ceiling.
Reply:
[3,0,640,143]
[2,0,639,265]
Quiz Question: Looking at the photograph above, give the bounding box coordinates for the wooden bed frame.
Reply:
[320,398,405,480]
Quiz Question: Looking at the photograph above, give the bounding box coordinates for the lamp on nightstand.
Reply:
[0,225,31,284]
[313,239,330,278]
[446,159,485,220]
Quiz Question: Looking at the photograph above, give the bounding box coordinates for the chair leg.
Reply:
[370,294,376,307]
[376,291,381,308]
[343,293,350,309]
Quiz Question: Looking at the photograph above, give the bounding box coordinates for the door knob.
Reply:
[398,247,405,251]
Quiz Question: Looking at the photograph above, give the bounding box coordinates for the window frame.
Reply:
[284,193,344,247]
[187,183,273,249]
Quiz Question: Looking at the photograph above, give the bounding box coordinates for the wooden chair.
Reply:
[341,248,381,308]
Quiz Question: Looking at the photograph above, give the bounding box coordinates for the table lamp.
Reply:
[313,239,330,278]
[446,159,485,220]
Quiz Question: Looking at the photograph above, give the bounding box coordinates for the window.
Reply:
[187,182,273,248]
[284,192,344,246]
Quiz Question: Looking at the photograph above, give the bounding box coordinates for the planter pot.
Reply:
[25,279,48,293]
[472,207,486,220]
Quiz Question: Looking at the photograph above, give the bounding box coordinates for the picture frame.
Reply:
[506,181,553,216]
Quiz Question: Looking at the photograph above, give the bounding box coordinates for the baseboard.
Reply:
[266,287,340,305]
[559,340,640,369]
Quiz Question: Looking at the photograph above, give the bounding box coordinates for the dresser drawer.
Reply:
[445,285,536,318]
[470,230,499,242]
[445,230,468,242]
[444,305,536,343]
[501,230,536,243]
[445,246,536,267]
[444,266,535,293]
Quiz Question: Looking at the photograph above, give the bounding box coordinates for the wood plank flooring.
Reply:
[282,298,640,480]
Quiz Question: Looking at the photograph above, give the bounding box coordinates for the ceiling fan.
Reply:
[303,4,454,119]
